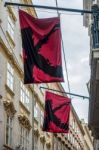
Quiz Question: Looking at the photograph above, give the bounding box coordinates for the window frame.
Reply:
[6,115,13,146]
[7,63,14,91]
[20,126,29,150]
[7,15,14,41]
[20,82,30,110]
[34,102,40,122]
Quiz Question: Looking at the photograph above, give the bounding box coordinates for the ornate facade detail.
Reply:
[61,137,66,144]
[7,6,17,22]
[34,128,40,136]
[3,144,13,150]
[40,135,46,143]
[18,114,32,130]
[0,94,2,99]
[46,141,51,148]
[34,92,44,108]
[0,18,2,24]
[3,100,16,117]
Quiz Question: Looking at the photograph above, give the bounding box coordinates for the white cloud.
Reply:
[81,56,89,63]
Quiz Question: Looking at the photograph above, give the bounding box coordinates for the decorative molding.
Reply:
[7,6,17,22]
[18,114,32,130]
[3,100,16,117]
[3,144,13,150]
[6,31,15,47]
[57,134,61,140]
[61,137,66,144]
[0,95,2,99]
[46,141,51,148]
[40,135,46,143]
[34,128,40,136]
[19,101,30,115]
[5,84,15,97]
[34,92,44,109]
[0,18,2,24]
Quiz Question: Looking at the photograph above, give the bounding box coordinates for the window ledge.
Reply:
[19,101,30,115]
[18,113,32,130]
[34,117,39,124]
[5,84,15,97]
[3,144,13,150]
[6,31,15,47]
[7,6,17,22]
[0,18,2,24]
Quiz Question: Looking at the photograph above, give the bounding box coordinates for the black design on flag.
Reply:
[19,10,64,84]
[43,91,71,133]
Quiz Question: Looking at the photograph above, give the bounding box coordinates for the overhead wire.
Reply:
[55,0,71,97]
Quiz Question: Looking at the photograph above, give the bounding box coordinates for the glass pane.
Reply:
[6,125,9,145]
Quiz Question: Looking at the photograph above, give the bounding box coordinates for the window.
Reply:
[7,63,14,91]
[54,137,58,150]
[34,134,38,150]
[7,15,14,40]
[20,126,29,150]
[6,115,13,146]
[34,103,39,121]
[20,82,30,110]
[40,140,44,150]
[58,140,61,150]
[68,133,71,142]
[93,0,97,4]
[40,111,44,127]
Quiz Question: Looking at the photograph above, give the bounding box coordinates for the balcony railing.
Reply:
[91,5,99,49]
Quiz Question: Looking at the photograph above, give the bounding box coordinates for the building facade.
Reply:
[81,119,93,150]
[0,0,93,149]
[83,0,99,149]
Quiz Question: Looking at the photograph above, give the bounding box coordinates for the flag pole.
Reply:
[40,86,89,99]
[55,0,71,97]
[4,2,94,14]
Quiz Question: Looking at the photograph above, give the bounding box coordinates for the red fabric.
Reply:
[43,91,71,133]
[19,10,64,84]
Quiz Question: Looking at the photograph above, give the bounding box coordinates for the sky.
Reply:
[33,0,90,123]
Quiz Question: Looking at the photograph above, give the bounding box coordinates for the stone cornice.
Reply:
[46,141,51,147]
[40,135,46,143]
[19,101,30,115]
[34,128,40,136]
[0,19,2,24]
[3,100,16,117]
[34,92,44,109]
[5,84,15,97]
[3,144,13,150]
[18,114,32,130]
[7,6,17,22]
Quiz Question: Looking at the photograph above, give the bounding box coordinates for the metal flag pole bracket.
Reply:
[4,2,95,14]
[40,86,89,99]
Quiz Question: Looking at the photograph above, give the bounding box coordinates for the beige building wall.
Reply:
[81,120,93,150]
[0,0,36,150]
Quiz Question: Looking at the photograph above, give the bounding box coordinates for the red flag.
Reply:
[19,10,64,84]
[43,91,71,133]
